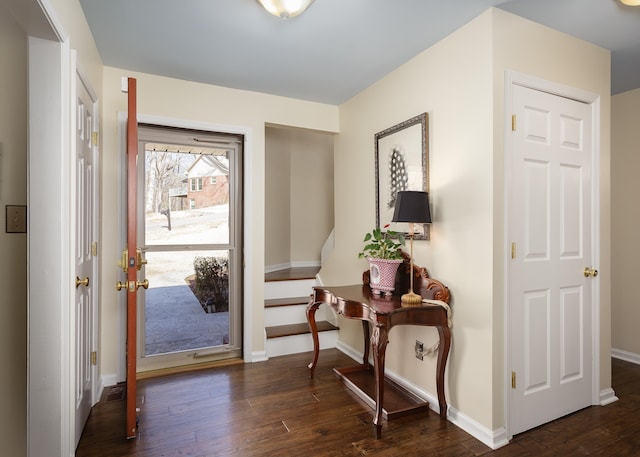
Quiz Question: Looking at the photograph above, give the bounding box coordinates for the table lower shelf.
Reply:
[333,364,429,420]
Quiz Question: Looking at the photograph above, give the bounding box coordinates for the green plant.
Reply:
[357,225,406,260]
[193,256,229,312]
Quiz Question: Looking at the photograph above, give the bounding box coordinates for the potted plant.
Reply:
[358,225,406,296]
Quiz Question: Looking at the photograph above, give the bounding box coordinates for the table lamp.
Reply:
[391,191,432,305]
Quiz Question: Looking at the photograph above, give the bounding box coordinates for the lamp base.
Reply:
[401,291,423,307]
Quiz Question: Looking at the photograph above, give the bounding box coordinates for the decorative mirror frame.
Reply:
[375,112,429,239]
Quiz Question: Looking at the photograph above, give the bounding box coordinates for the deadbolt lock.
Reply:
[118,248,148,272]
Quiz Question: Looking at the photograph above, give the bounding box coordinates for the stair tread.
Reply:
[265,267,320,282]
[266,321,338,339]
[265,296,311,308]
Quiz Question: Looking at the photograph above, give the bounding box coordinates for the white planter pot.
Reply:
[367,258,403,297]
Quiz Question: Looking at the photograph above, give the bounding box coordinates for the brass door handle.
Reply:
[116,279,149,291]
[75,276,90,288]
[583,267,598,278]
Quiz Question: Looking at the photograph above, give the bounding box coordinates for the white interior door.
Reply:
[509,83,596,435]
[74,69,98,446]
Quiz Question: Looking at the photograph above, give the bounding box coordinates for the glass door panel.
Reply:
[137,125,242,371]
[143,249,231,356]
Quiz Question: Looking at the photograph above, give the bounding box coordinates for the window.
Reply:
[189,198,196,209]
[211,176,217,185]
[190,177,203,191]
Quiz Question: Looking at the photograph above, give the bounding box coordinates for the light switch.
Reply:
[6,205,27,233]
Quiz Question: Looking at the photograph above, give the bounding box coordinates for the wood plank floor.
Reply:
[76,351,640,456]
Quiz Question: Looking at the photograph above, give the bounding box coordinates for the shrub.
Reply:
[193,256,229,313]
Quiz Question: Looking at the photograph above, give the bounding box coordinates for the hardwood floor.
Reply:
[76,351,640,456]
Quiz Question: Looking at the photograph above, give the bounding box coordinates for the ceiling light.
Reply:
[620,0,640,5]
[257,0,315,19]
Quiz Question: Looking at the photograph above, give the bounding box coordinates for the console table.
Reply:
[306,261,451,438]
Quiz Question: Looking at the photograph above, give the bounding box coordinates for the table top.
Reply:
[312,284,450,325]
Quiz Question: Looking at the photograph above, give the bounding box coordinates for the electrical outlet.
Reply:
[415,340,424,361]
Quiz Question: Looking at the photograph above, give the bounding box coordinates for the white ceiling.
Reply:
[79,0,640,105]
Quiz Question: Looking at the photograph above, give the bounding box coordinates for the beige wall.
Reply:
[611,88,640,358]
[321,8,611,434]
[265,127,292,267]
[100,67,339,375]
[0,11,28,457]
[0,0,102,454]
[49,0,103,88]
[322,8,496,430]
[0,0,619,452]
[265,127,334,269]
[491,8,612,425]
[289,129,334,263]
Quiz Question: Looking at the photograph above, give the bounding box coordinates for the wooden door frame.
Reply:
[503,71,603,440]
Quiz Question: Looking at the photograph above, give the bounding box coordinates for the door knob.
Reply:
[583,267,598,278]
[75,276,90,288]
[116,279,149,291]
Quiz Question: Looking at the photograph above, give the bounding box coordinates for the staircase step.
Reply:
[265,266,320,282]
[264,278,316,300]
[265,296,311,308]
[265,321,338,339]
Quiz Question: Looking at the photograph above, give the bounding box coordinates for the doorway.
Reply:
[136,124,243,372]
[507,76,599,436]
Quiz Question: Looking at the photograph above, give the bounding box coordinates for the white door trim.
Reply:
[503,70,601,440]
[16,0,78,453]
[27,34,74,457]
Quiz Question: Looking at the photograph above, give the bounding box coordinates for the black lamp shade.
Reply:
[391,191,432,224]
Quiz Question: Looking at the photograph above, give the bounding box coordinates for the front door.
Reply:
[124,77,141,439]
[136,125,243,372]
[74,69,98,446]
[509,83,596,435]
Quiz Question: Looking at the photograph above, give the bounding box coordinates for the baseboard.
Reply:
[335,340,509,450]
[611,348,640,365]
[599,387,619,406]
[265,263,291,274]
[447,407,509,450]
[265,260,321,274]
[249,350,268,363]
[101,373,120,388]
[291,260,321,269]
[95,380,105,406]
